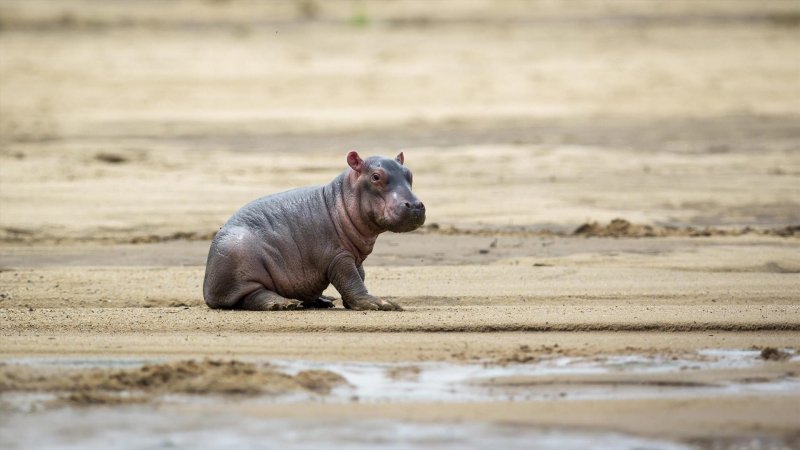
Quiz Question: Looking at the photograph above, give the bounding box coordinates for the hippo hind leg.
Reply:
[204,228,302,311]
[241,289,303,311]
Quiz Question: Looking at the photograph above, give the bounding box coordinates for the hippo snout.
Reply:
[389,199,425,232]
[403,200,425,211]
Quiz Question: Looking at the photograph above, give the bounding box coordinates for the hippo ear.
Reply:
[395,152,404,165]
[347,151,364,173]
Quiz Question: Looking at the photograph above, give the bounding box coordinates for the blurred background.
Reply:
[1,0,799,242]
[2,3,800,448]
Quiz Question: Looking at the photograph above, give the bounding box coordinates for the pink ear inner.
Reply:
[395,152,404,165]
[347,151,363,172]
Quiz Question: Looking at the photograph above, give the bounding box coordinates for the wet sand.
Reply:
[2,1,800,448]
[2,232,799,447]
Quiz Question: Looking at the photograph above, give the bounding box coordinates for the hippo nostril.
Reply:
[403,201,425,211]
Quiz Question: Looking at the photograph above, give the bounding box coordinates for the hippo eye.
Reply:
[371,173,381,182]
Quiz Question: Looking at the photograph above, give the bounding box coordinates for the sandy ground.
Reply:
[1,1,800,448]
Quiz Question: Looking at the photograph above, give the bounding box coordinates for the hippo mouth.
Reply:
[384,209,426,233]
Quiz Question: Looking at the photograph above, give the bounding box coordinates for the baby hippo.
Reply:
[203,151,425,311]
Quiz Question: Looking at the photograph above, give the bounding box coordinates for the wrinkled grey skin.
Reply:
[203,151,425,311]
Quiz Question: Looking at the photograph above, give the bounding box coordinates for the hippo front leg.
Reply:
[329,255,402,311]
[357,264,365,282]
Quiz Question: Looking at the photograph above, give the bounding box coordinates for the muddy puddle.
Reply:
[1,349,798,449]
[262,349,798,403]
[2,349,797,408]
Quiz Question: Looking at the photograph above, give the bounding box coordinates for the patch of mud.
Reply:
[127,231,217,245]
[93,152,128,164]
[385,365,422,380]
[58,390,149,406]
[488,345,706,366]
[417,220,800,240]
[760,347,792,361]
[294,369,350,394]
[0,359,347,406]
[494,344,564,365]
[572,219,800,238]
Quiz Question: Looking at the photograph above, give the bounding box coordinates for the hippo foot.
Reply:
[241,290,303,311]
[303,296,336,309]
[344,295,403,311]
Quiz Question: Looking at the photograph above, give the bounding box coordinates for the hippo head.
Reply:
[347,151,426,233]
